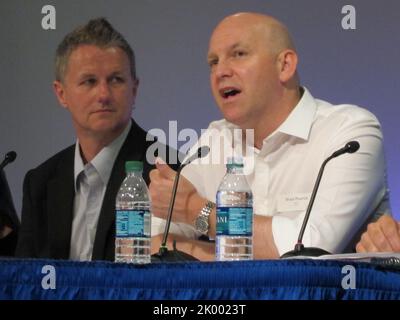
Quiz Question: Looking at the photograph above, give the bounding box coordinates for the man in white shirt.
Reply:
[149,12,390,260]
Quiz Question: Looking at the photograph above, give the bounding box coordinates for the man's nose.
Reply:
[97,81,112,105]
[213,59,233,80]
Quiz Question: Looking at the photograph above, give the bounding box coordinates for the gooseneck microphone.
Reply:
[280,141,360,258]
[152,146,210,262]
[0,151,17,171]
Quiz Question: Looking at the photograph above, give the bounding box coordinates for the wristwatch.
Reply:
[194,201,215,235]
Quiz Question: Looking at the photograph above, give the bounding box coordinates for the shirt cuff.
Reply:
[151,217,199,238]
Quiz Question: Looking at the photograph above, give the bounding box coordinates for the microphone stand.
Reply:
[151,146,209,262]
[151,165,199,262]
[0,151,19,256]
[280,141,360,258]
[0,151,17,171]
[280,155,332,258]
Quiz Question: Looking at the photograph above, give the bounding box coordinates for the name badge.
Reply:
[277,193,310,212]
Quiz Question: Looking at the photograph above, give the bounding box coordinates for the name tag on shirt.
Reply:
[277,193,311,212]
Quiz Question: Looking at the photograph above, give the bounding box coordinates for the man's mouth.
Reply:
[220,87,241,99]
[92,109,113,116]
[92,109,114,114]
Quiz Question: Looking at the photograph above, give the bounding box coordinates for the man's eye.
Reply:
[233,50,246,57]
[110,76,125,84]
[208,59,218,67]
[81,78,96,86]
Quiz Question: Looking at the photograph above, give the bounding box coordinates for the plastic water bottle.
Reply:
[115,161,151,264]
[216,156,253,261]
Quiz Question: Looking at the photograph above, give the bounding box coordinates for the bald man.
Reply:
[149,12,390,260]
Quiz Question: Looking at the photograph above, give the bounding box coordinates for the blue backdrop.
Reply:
[0,0,399,220]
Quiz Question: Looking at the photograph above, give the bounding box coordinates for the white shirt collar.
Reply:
[74,121,132,191]
[224,87,317,152]
[274,87,317,141]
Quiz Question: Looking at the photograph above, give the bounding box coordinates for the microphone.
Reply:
[0,151,17,171]
[280,141,360,258]
[330,141,359,158]
[151,146,210,262]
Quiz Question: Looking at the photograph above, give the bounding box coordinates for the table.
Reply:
[1,258,399,300]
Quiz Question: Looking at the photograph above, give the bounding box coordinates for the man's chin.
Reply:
[88,120,128,138]
[222,112,247,128]
[92,122,118,132]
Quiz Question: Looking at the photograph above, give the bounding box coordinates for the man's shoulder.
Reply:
[25,145,75,182]
[123,119,181,169]
[315,98,380,125]
[124,119,164,151]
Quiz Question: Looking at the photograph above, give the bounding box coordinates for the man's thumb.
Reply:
[155,158,176,179]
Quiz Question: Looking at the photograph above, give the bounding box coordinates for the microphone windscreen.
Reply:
[346,141,360,153]
[182,146,210,168]
[197,146,210,159]
[5,151,17,163]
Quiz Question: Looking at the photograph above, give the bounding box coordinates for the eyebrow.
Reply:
[229,43,243,51]
[77,70,124,79]
[78,72,96,79]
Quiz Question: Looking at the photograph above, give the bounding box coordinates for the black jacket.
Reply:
[0,169,19,256]
[16,120,178,261]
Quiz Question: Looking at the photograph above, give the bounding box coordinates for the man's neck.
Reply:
[77,127,127,164]
[253,86,302,149]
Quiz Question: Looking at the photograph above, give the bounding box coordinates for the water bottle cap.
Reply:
[226,156,244,168]
[125,161,143,172]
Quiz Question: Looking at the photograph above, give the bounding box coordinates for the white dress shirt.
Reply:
[69,122,131,261]
[154,88,391,255]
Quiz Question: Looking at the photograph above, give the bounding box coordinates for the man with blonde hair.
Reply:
[16,18,176,261]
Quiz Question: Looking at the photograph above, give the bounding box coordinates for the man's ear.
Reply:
[131,78,139,105]
[53,80,68,109]
[277,49,298,83]
[133,78,139,95]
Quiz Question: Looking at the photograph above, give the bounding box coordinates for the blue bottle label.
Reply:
[216,207,253,236]
[116,210,150,238]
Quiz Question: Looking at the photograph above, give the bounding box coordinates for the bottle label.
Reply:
[116,210,151,238]
[216,207,253,236]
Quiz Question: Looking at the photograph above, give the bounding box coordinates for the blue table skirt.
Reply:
[1,258,399,300]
